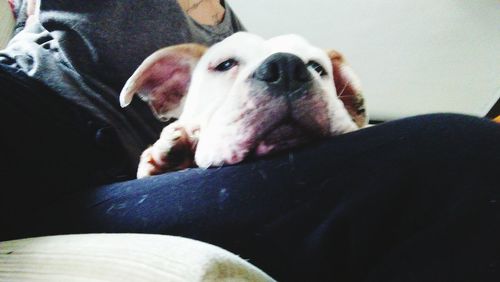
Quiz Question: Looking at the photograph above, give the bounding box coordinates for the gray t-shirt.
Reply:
[0,0,245,174]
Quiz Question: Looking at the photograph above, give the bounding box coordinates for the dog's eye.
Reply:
[214,59,238,72]
[306,61,328,76]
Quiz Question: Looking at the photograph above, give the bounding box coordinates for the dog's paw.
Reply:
[136,126,196,178]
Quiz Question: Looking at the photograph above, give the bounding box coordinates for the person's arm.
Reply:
[177,0,225,26]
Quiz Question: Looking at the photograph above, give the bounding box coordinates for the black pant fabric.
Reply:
[1,65,500,281]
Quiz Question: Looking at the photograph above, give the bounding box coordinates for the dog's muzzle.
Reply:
[252,53,313,99]
[244,53,329,157]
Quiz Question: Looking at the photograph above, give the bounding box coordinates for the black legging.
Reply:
[1,65,500,281]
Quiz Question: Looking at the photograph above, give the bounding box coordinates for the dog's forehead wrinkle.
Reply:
[219,31,265,45]
[263,34,327,62]
[200,32,266,66]
[267,34,311,47]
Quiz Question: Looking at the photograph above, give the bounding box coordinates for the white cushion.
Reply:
[0,233,275,282]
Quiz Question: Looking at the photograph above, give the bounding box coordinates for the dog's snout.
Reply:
[253,53,312,93]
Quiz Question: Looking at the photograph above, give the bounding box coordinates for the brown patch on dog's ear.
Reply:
[120,44,208,121]
[327,50,368,127]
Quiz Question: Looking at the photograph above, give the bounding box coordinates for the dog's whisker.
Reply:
[337,93,356,98]
[336,82,350,98]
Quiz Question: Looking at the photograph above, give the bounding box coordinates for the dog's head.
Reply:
[120,32,367,168]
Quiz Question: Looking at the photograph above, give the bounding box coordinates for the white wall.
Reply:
[227,0,500,121]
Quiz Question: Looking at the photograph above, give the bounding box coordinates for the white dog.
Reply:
[120,32,367,178]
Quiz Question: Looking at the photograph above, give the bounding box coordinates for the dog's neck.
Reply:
[177,0,225,26]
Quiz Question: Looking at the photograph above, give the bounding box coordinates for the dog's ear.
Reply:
[326,50,368,127]
[120,44,208,121]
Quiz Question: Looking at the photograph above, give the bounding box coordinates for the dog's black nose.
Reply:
[253,53,312,94]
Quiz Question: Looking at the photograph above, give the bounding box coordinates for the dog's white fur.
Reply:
[120,32,367,178]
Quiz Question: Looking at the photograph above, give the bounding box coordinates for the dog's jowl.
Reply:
[120,32,368,178]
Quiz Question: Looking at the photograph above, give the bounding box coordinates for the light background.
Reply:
[227,0,500,121]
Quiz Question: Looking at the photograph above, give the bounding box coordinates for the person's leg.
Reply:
[4,113,499,281]
[0,65,131,237]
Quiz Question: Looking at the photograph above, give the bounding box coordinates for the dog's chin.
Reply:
[252,122,319,157]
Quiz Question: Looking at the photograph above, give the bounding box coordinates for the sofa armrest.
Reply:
[0,0,15,49]
[0,233,275,281]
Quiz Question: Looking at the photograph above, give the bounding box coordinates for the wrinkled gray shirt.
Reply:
[0,0,245,171]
